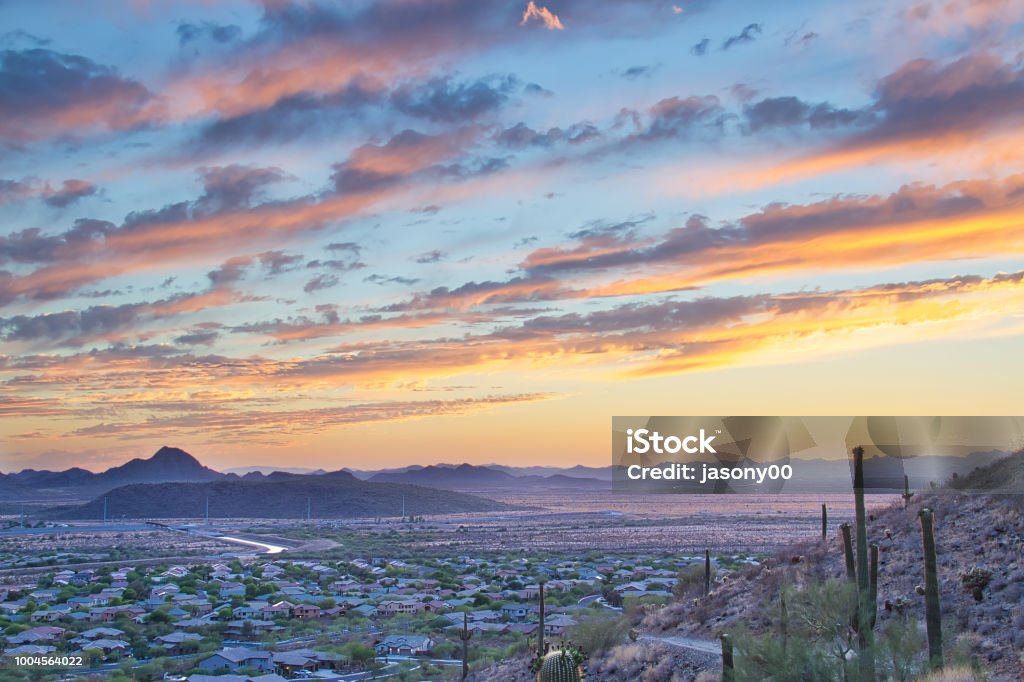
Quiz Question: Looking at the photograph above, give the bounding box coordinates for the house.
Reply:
[290,603,320,620]
[0,601,25,615]
[271,651,317,676]
[30,610,65,622]
[286,648,343,670]
[233,604,262,620]
[543,614,577,636]
[80,638,130,655]
[5,645,57,656]
[499,603,532,621]
[7,626,65,645]
[67,595,105,608]
[374,635,434,657]
[155,631,203,654]
[506,623,539,636]
[349,604,378,618]
[77,626,126,641]
[219,582,247,598]
[197,647,273,673]
[30,589,60,601]
[163,566,190,579]
[88,606,144,623]
[260,602,293,619]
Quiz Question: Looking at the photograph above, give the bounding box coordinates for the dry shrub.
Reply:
[916,666,985,682]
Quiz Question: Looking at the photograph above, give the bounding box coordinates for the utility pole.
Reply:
[103,496,108,524]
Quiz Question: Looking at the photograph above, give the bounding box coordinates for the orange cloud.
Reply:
[5,270,1024,443]
[521,1,564,30]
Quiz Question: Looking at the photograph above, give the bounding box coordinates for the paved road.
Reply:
[577,594,623,611]
[638,633,721,657]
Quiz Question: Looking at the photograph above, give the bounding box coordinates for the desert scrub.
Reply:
[958,566,992,602]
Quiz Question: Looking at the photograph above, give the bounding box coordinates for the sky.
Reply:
[2,0,1024,473]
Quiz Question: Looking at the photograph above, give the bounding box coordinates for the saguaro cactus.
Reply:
[537,579,546,657]
[919,508,943,671]
[821,503,828,542]
[852,445,875,681]
[704,549,712,597]
[537,649,582,682]
[841,523,856,583]
[458,610,473,679]
[902,474,913,509]
[721,633,735,682]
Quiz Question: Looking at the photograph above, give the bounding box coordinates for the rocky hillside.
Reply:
[640,451,1024,681]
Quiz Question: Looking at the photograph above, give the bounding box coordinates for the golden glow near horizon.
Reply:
[2,0,1024,472]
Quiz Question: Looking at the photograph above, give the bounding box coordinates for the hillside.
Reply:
[632,453,1024,680]
[50,475,517,519]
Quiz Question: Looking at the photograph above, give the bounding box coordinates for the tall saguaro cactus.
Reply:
[851,446,876,681]
[458,610,473,680]
[919,508,943,671]
[704,549,712,597]
[821,503,828,542]
[537,579,547,658]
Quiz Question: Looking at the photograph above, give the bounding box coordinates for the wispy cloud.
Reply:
[521,2,564,30]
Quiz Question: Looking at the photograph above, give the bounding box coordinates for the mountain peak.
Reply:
[150,446,201,465]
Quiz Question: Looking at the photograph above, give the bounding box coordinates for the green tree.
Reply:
[570,616,629,655]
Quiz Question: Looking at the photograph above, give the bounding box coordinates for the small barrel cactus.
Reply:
[537,648,583,682]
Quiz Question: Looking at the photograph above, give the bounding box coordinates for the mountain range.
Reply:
[52,474,515,520]
[1,446,221,500]
[1,447,610,502]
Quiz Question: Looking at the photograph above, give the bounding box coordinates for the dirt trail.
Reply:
[638,633,721,656]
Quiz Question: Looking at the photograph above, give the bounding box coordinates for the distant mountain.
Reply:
[98,446,222,484]
[52,475,515,520]
[7,446,222,498]
[224,466,327,476]
[369,463,607,491]
[7,466,98,489]
[488,464,615,481]
[370,463,517,487]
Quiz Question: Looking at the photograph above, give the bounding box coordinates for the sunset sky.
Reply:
[2,0,1024,473]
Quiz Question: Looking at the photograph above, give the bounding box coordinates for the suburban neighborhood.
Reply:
[1,541,694,680]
